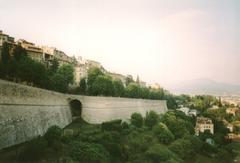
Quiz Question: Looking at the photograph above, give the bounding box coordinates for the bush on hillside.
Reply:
[70,141,110,163]
[145,111,159,128]
[152,123,175,144]
[102,119,122,131]
[44,125,62,145]
[130,113,144,128]
[19,136,48,162]
[145,144,180,162]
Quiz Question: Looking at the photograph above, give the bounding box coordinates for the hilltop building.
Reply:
[148,83,161,89]
[222,96,240,106]
[85,59,102,69]
[188,109,198,116]
[17,39,43,62]
[0,30,15,60]
[226,107,239,116]
[74,57,88,85]
[225,133,240,141]
[222,119,234,132]
[42,46,76,66]
[74,57,106,85]
[0,30,15,46]
[195,117,214,136]
[177,107,198,117]
[177,107,190,115]
[108,72,127,85]
[0,30,155,88]
[139,80,147,87]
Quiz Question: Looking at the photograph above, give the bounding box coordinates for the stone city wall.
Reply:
[0,79,168,149]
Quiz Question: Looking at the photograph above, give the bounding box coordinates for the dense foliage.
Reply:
[77,67,177,109]
[12,110,238,163]
[0,42,74,93]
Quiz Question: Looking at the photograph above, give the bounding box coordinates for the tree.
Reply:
[51,73,68,93]
[149,88,165,100]
[145,111,159,128]
[183,135,203,153]
[19,136,48,162]
[91,75,114,96]
[146,144,179,162]
[70,141,110,163]
[17,57,35,84]
[169,138,193,160]
[164,94,178,109]
[125,75,134,86]
[141,87,150,99]
[49,58,59,74]
[16,57,48,87]
[152,123,174,144]
[1,42,11,64]
[44,125,62,145]
[216,149,232,163]
[9,45,27,80]
[0,42,11,78]
[102,119,122,131]
[57,64,74,84]
[31,60,48,87]
[87,67,104,94]
[79,77,87,95]
[125,83,141,98]
[51,64,74,92]
[113,79,125,97]
[136,75,140,84]
[130,113,144,128]
[161,112,192,139]
[12,44,27,61]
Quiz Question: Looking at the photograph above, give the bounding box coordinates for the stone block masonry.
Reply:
[0,79,168,149]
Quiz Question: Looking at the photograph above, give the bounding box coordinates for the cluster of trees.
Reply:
[76,67,177,109]
[175,94,223,112]
[14,110,239,163]
[0,42,74,93]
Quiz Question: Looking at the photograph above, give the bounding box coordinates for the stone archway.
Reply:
[69,99,82,117]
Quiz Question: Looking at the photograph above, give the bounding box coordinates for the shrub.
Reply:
[19,136,47,162]
[94,131,122,158]
[169,138,193,160]
[201,142,218,156]
[153,123,175,144]
[216,149,232,163]
[44,125,62,145]
[145,144,179,162]
[102,119,122,131]
[121,121,129,129]
[70,141,110,163]
[145,111,159,128]
[130,113,143,128]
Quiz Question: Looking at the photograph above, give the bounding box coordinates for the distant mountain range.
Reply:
[169,79,240,96]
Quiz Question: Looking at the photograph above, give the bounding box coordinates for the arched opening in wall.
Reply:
[69,99,82,117]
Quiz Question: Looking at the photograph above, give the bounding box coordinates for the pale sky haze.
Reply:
[0,0,239,89]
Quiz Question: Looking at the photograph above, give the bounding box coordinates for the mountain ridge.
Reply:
[168,78,240,96]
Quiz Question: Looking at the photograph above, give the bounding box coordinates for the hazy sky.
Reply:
[0,0,239,88]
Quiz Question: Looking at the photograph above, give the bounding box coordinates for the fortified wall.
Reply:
[0,79,168,149]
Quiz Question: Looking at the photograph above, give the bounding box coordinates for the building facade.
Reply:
[108,72,127,85]
[0,30,15,60]
[195,117,214,136]
[17,39,43,62]
[226,107,239,116]
[74,63,88,85]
